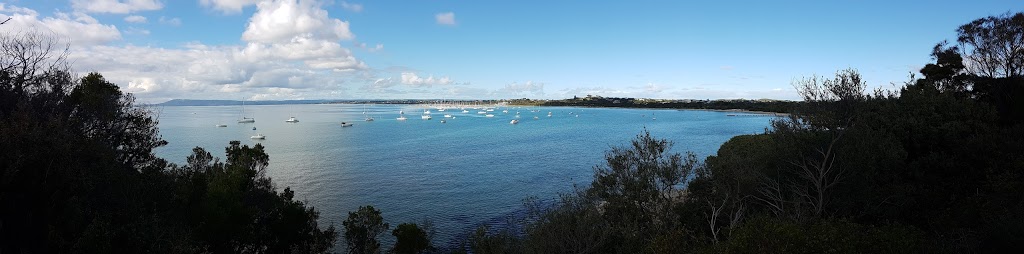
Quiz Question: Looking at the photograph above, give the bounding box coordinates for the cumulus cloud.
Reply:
[199,0,259,14]
[0,3,38,15]
[360,77,396,93]
[498,81,544,96]
[340,1,363,12]
[242,0,353,43]
[401,72,453,87]
[67,42,365,101]
[0,8,121,46]
[124,26,150,35]
[124,15,147,23]
[368,43,383,52]
[71,0,163,14]
[355,42,384,52]
[158,16,180,26]
[0,3,375,102]
[435,12,455,25]
[643,82,665,93]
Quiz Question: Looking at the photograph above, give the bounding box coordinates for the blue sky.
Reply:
[1,0,1020,102]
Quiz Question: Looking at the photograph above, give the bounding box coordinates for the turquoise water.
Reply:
[153,104,774,245]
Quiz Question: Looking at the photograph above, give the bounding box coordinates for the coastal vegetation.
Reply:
[1,11,1022,254]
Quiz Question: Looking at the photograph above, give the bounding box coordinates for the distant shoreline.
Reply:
[507,102,794,115]
[155,99,794,116]
[692,108,791,116]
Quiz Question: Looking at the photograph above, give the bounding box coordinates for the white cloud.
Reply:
[356,42,384,52]
[124,15,147,23]
[242,0,354,43]
[71,0,163,14]
[0,3,39,16]
[158,16,180,26]
[199,0,260,14]
[66,42,366,101]
[498,81,544,96]
[0,9,121,46]
[643,82,665,93]
[0,3,376,102]
[124,26,150,35]
[435,12,455,26]
[401,72,453,87]
[340,1,363,12]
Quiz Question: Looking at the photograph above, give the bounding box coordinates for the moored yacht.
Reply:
[285,116,299,122]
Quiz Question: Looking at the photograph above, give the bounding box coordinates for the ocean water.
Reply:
[153,103,775,246]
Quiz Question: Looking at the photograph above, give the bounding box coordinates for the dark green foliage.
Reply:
[521,195,612,254]
[392,223,432,254]
[461,225,520,254]
[343,205,389,254]
[464,12,1024,253]
[711,217,929,253]
[955,12,1024,78]
[0,31,335,253]
[540,96,797,114]
[587,129,700,250]
[173,144,338,253]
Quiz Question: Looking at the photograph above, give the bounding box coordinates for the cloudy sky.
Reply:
[0,0,1019,103]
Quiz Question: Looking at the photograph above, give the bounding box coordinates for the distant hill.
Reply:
[157,99,335,106]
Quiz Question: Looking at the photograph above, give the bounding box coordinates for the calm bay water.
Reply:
[153,104,774,246]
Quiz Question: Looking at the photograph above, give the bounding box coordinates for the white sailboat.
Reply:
[364,104,375,121]
[397,110,408,121]
[238,100,255,123]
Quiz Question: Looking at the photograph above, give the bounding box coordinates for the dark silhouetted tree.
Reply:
[344,205,389,254]
[391,223,432,254]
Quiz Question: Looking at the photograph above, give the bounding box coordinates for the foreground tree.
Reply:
[587,129,700,250]
[344,205,389,254]
[391,222,432,254]
[956,12,1024,78]
[0,30,176,253]
[173,143,338,253]
[1,30,337,253]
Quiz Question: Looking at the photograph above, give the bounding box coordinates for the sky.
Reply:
[0,0,1020,103]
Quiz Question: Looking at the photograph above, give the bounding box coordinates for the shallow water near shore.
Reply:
[153,103,775,246]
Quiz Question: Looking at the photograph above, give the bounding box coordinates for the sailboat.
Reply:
[238,99,255,123]
[364,104,374,121]
[396,110,408,121]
